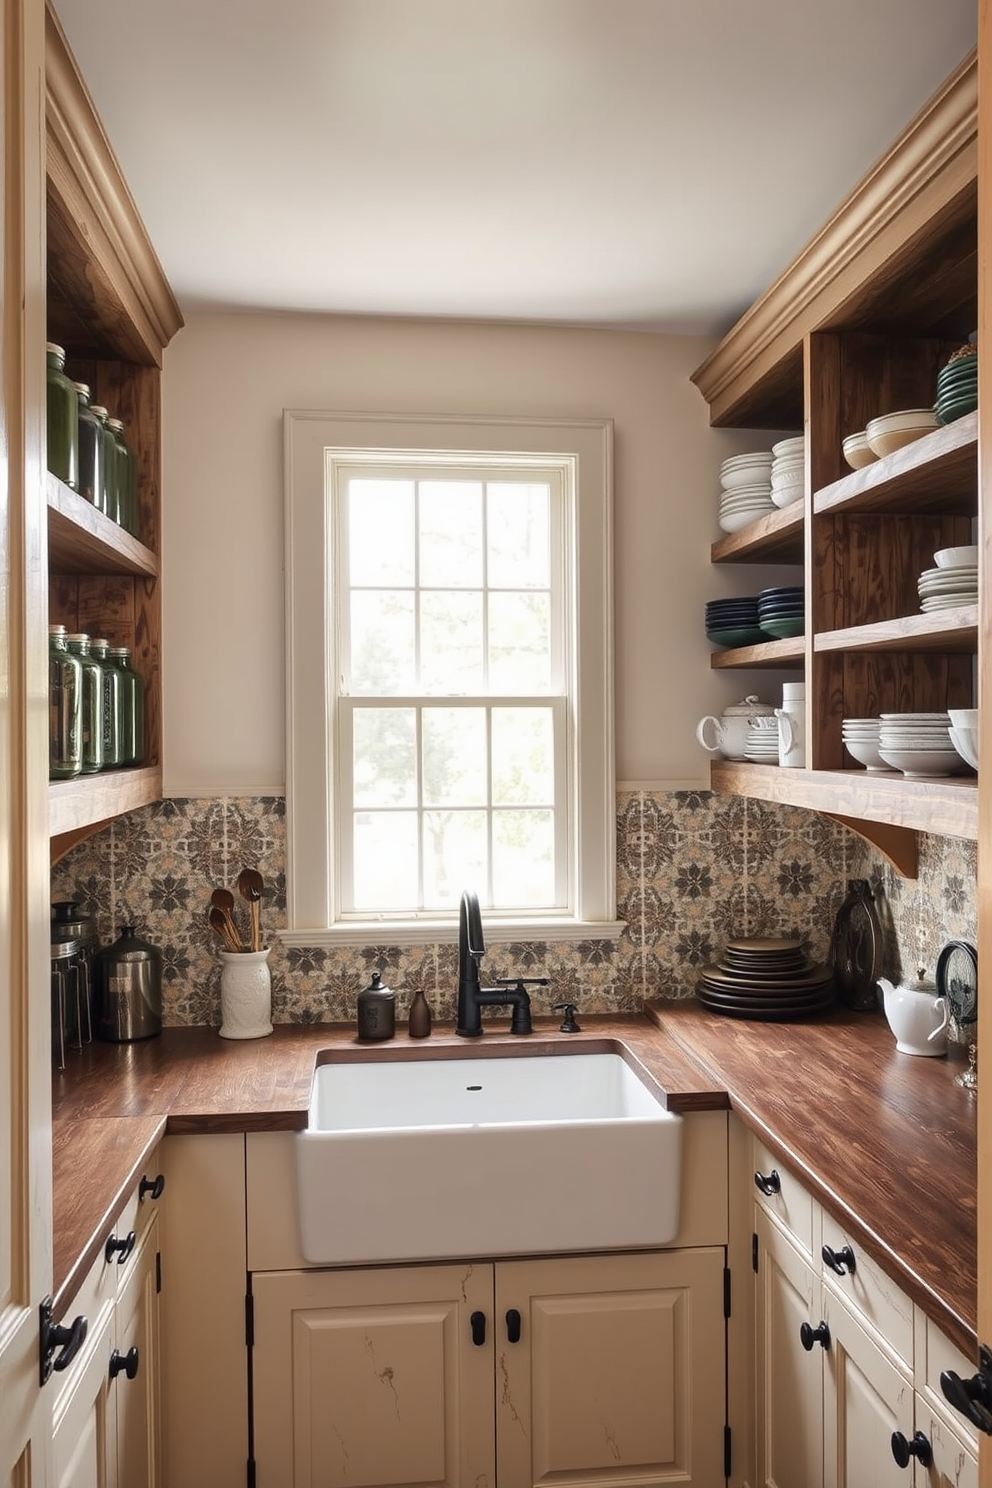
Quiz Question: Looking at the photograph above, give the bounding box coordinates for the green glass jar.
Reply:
[49,624,82,778]
[90,637,122,768]
[90,404,115,519]
[46,343,79,490]
[65,633,104,774]
[108,646,144,765]
[107,417,135,534]
[72,383,104,508]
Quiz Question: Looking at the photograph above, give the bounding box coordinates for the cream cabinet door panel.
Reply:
[822,1290,911,1488]
[51,1304,116,1488]
[251,1263,495,1488]
[115,1218,160,1488]
[755,1209,822,1488]
[495,1249,726,1488]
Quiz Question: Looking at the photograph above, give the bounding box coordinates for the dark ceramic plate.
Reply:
[706,627,767,647]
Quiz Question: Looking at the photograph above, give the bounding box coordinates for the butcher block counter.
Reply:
[51,1002,977,1355]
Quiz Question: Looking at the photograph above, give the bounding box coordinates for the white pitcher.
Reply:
[775,682,805,768]
[877,975,949,1056]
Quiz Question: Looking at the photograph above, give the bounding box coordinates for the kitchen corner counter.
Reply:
[51,1006,977,1359]
[647,998,977,1357]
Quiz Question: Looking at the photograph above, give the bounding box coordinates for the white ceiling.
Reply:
[53,0,977,336]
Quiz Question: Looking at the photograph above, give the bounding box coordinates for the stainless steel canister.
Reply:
[51,939,81,1070]
[94,926,163,1042]
[51,900,99,1042]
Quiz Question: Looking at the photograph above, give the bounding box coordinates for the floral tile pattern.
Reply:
[51,793,977,1028]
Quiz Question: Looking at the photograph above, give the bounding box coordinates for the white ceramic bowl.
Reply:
[842,431,878,470]
[866,410,940,458]
[877,746,962,778]
[948,708,979,730]
[771,436,805,458]
[844,737,890,771]
[933,545,979,570]
[948,727,979,771]
[770,486,803,509]
[720,465,773,492]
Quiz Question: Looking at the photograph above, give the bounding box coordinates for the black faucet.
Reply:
[455,890,547,1037]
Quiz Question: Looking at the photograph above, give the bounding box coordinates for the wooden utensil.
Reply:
[210,888,243,951]
[237,868,264,952]
[209,905,242,954]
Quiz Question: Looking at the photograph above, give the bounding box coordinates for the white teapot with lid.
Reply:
[877,973,949,1056]
[696,695,776,761]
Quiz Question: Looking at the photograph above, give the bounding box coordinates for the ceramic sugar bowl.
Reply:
[877,974,949,1056]
[696,696,776,761]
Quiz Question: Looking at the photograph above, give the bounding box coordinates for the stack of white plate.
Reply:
[917,546,979,612]
[769,435,806,508]
[877,713,962,778]
[842,718,887,772]
[743,717,780,763]
[718,451,775,534]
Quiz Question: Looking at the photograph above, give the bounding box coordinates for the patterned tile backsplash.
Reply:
[51,792,977,1029]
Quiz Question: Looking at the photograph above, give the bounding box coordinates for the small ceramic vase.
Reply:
[219,947,273,1039]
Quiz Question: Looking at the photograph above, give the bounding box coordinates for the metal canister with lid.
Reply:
[94,926,163,1042]
[50,939,81,1070]
[51,900,100,1042]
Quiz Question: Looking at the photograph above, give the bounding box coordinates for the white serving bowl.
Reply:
[948,727,979,771]
[720,465,773,492]
[770,486,803,509]
[865,409,940,458]
[877,746,962,778]
[842,431,878,470]
[948,708,979,730]
[719,508,772,534]
[933,545,979,570]
[844,737,890,771]
[771,436,805,459]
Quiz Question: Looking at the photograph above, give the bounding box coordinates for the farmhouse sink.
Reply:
[294,1050,683,1265]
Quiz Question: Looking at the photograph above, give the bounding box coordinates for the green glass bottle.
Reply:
[90,404,115,519]
[49,624,82,778]
[108,646,144,765]
[90,637,122,769]
[65,633,104,773]
[107,417,135,534]
[72,383,104,508]
[46,343,79,490]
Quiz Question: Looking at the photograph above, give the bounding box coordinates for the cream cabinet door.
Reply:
[917,1399,979,1488]
[51,1303,117,1488]
[822,1285,912,1488]
[251,1262,495,1488]
[115,1216,161,1488]
[755,1207,823,1488]
[495,1248,726,1488]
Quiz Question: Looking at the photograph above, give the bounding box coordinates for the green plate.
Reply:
[936,397,978,425]
[759,616,804,639]
[706,626,766,648]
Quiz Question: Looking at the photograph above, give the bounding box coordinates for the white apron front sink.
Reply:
[295,1050,683,1264]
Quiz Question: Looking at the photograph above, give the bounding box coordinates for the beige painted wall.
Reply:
[162,311,800,794]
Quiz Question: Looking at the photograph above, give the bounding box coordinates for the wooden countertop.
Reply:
[51,1006,977,1357]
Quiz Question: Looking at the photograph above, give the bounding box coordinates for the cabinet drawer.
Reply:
[50,1240,116,1415]
[751,1138,814,1255]
[819,1215,914,1368]
[914,1311,980,1451]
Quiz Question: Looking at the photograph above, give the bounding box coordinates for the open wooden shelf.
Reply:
[709,635,805,669]
[50,764,163,844]
[813,412,977,517]
[813,605,977,654]
[47,473,159,577]
[711,504,804,564]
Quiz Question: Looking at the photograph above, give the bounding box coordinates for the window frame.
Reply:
[283,410,620,947]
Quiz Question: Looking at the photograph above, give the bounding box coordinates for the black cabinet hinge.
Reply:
[723,1266,731,1319]
[155,1250,162,1295]
[245,1293,254,1349]
[752,1232,759,1273]
[724,1424,732,1479]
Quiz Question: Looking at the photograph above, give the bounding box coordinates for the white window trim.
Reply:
[282,410,622,947]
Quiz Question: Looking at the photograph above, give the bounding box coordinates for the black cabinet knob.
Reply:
[105,1230,136,1265]
[470,1311,486,1346]
[800,1320,830,1351]
[139,1173,165,1202]
[891,1430,931,1468]
[822,1243,856,1276]
[754,1170,781,1195]
[109,1346,140,1382]
[506,1309,521,1344]
[940,1364,992,1434]
[39,1297,88,1385]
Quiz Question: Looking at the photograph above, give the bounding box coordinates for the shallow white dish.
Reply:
[842,431,877,469]
[720,466,773,492]
[948,727,979,771]
[771,436,805,458]
[719,509,773,534]
[844,737,890,771]
[295,1052,683,1265]
[866,410,939,458]
[934,545,979,569]
[877,746,961,777]
[770,487,803,509]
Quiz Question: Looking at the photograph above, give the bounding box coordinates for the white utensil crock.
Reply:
[219,947,273,1039]
[775,683,806,768]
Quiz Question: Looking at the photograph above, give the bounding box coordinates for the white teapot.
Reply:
[877,974,949,1056]
[696,696,776,761]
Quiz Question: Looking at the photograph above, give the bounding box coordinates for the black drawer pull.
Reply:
[891,1430,931,1468]
[800,1320,830,1351]
[754,1169,781,1195]
[109,1346,140,1382]
[470,1310,486,1346]
[940,1365,992,1434]
[139,1173,165,1202]
[822,1243,856,1276]
[105,1230,136,1265]
[39,1297,88,1385]
[506,1309,521,1344]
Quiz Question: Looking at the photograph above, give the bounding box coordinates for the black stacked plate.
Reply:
[705,595,764,648]
[696,935,834,1020]
[758,586,804,640]
[935,345,977,425]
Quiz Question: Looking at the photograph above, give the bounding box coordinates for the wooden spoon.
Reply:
[209,905,242,954]
[210,888,243,951]
[237,868,265,952]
